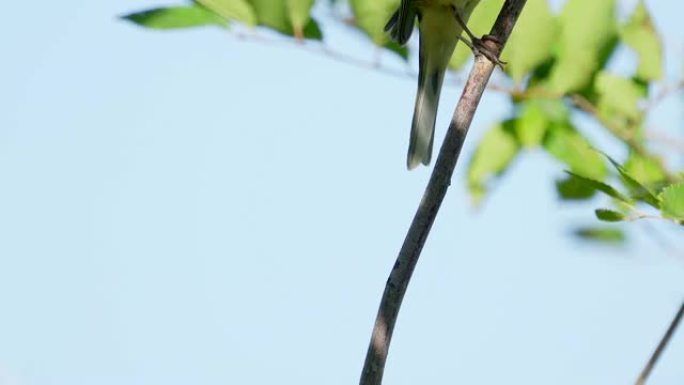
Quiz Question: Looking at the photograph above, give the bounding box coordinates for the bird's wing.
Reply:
[384,0,417,45]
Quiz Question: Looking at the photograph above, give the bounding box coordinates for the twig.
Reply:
[634,300,684,385]
[231,25,519,93]
[570,94,643,151]
[358,2,527,384]
[625,213,664,222]
[645,79,684,111]
[233,29,415,79]
[640,220,684,262]
[646,128,684,152]
[569,94,676,184]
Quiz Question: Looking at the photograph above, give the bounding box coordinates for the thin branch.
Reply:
[645,128,684,153]
[623,209,683,224]
[625,213,664,222]
[569,94,677,183]
[232,29,415,79]
[230,11,684,165]
[358,2,527,384]
[231,26,519,93]
[635,300,684,385]
[645,79,684,111]
[570,94,644,151]
[640,220,684,262]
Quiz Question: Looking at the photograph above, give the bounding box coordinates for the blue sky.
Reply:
[1,1,683,384]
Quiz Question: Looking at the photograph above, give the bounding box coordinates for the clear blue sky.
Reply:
[1,1,683,384]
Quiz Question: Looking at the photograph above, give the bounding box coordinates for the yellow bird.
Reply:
[386,0,483,169]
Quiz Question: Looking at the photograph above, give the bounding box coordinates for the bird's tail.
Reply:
[407,49,446,170]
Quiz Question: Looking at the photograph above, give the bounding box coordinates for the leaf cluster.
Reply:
[461,0,683,242]
[121,0,684,242]
[122,0,320,39]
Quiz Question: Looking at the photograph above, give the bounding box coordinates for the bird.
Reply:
[385,0,483,169]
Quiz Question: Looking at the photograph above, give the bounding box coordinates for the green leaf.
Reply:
[574,227,625,243]
[302,19,323,39]
[286,0,316,38]
[595,72,645,123]
[659,183,684,221]
[528,97,570,122]
[196,0,256,26]
[248,0,286,28]
[501,0,557,83]
[467,120,520,204]
[548,0,618,93]
[543,122,606,180]
[624,153,667,186]
[565,171,632,204]
[449,0,503,70]
[595,208,626,222]
[556,175,597,201]
[121,6,228,29]
[514,99,556,148]
[619,0,662,81]
[349,0,399,46]
[248,0,321,39]
[604,154,660,208]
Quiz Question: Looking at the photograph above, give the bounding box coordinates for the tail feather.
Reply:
[406,28,450,169]
[407,68,442,169]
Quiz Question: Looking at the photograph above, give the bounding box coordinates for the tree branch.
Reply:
[634,299,684,385]
[359,2,527,384]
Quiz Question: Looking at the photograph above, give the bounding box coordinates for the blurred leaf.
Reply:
[619,0,662,81]
[248,0,286,28]
[286,0,316,38]
[548,0,617,93]
[565,171,632,204]
[595,208,625,222]
[659,183,684,221]
[574,227,625,243]
[624,153,667,186]
[449,0,503,70]
[595,72,645,123]
[556,175,597,200]
[543,122,606,180]
[501,0,557,83]
[349,0,399,46]
[197,0,256,25]
[121,6,228,29]
[514,99,555,147]
[467,120,520,204]
[531,97,570,122]
[302,19,323,39]
[248,0,321,39]
[604,154,660,208]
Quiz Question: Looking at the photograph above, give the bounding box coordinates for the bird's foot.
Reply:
[450,6,506,69]
[459,34,506,69]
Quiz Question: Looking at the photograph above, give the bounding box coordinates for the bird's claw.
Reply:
[459,34,506,69]
[473,35,506,69]
[451,6,506,70]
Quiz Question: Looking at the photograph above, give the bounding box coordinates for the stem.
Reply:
[569,94,676,183]
[358,2,527,384]
[635,300,684,385]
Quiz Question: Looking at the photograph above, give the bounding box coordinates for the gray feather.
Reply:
[407,55,443,170]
